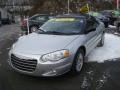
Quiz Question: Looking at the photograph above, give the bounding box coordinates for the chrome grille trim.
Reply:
[11,54,37,72]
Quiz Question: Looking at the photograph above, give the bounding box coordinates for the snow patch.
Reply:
[95,71,110,90]
[108,25,116,29]
[88,34,120,63]
[81,77,90,88]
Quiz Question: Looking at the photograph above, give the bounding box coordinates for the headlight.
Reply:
[41,50,70,62]
[9,44,15,55]
[11,43,16,50]
[9,42,17,52]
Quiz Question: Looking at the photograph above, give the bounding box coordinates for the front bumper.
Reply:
[8,52,72,77]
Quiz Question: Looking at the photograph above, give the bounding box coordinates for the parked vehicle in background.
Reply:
[117,22,120,32]
[2,18,11,24]
[21,14,55,34]
[110,10,120,33]
[114,16,120,33]
[100,10,115,25]
[9,14,105,77]
[89,11,110,28]
[112,10,120,30]
[0,8,12,24]
[112,10,120,18]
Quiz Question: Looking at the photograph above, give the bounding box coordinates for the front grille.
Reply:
[11,54,37,72]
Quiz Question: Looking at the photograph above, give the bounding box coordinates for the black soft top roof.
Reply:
[29,14,55,19]
[56,14,91,20]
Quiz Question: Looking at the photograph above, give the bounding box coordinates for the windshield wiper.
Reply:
[38,28,45,32]
[45,31,66,35]
[37,30,79,35]
[37,28,47,34]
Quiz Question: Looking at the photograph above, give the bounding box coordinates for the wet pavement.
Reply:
[0,24,120,90]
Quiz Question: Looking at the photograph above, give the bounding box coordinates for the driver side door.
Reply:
[85,18,99,55]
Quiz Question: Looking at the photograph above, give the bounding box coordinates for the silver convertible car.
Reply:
[9,14,105,77]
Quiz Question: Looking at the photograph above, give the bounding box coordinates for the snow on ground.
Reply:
[88,33,120,63]
[108,25,116,29]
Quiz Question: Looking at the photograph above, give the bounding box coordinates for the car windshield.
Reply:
[95,13,104,18]
[101,11,112,16]
[88,12,103,18]
[37,18,84,35]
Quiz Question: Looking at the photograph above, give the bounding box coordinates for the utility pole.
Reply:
[117,0,119,10]
[12,0,15,23]
[67,0,70,14]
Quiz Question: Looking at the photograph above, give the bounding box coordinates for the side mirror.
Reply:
[85,28,96,34]
[90,28,96,31]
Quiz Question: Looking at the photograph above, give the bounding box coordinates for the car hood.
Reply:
[13,33,79,55]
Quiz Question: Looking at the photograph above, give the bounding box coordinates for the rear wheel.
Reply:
[104,23,108,28]
[118,25,120,33]
[71,49,84,75]
[97,33,105,47]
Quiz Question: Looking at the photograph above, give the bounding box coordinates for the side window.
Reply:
[33,16,47,21]
[48,16,54,19]
[86,20,94,31]
[85,16,100,34]
[36,16,45,21]
[91,17,99,28]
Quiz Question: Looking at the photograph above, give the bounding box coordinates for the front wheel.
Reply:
[71,49,84,75]
[30,26,38,33]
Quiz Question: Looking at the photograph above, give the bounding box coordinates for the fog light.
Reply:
[42,70,57,76]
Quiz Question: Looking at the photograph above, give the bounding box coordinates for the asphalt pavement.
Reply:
[0,24,120,90]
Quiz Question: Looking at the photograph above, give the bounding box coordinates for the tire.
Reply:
[30,26,38,33]
[97,33,105,47]
[71,49,84,75]
[0,21,2,27]
[104,23,108,28]
[117,23,120,33]
[118,26,120,33]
